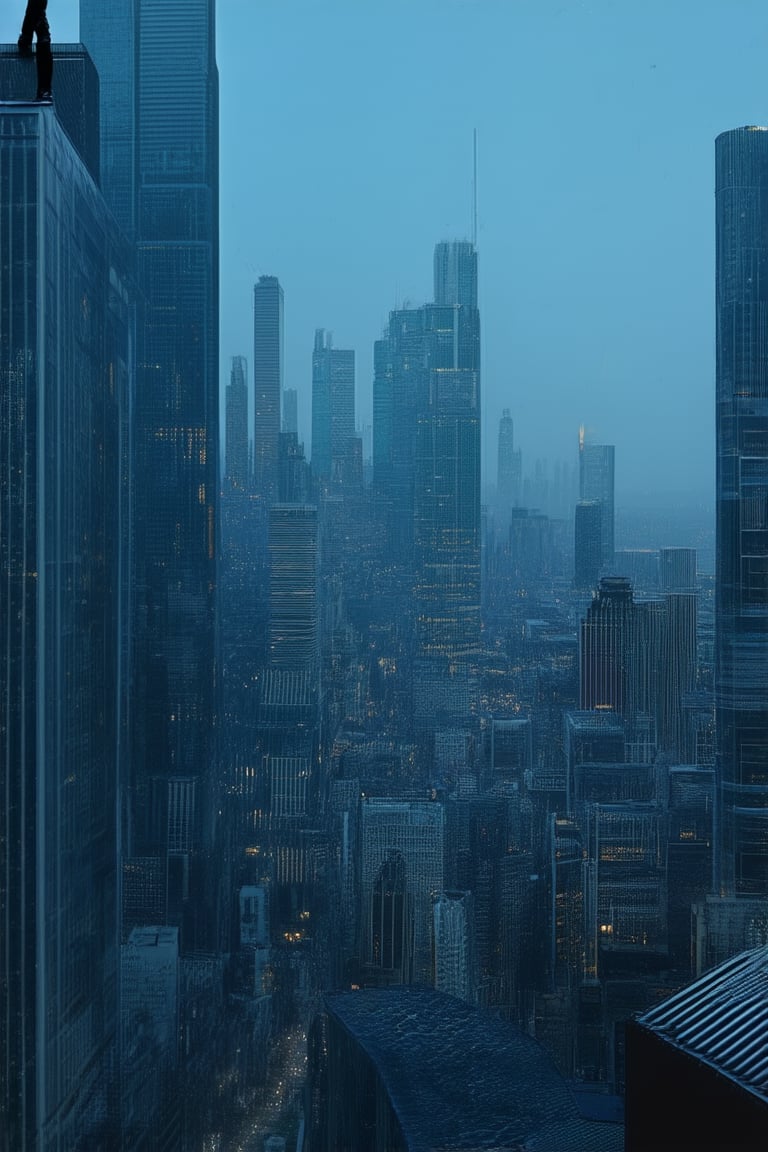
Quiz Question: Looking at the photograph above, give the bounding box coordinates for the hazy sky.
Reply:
[3,0,766,503]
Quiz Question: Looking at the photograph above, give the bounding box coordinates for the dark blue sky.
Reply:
[7,0,768,502]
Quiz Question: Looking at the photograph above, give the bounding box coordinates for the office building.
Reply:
[268,504,319,672]
[253,275,283,503]
[81,2,220,886]
[433,891,477,1003]
[434,238,478,307]
[79,5,138,237]
[659,546,697,593]
[311,328,355,484]
[121,927,180,1148]
[579,576,634,715]
[358,799,445,985]
[0,95,132,1149]
[414,243,482,666]
[574,500,603,590]
[578,430,615,564]
[714,127,768,900]
[282,386,298,436]
[225,354,249,490]
[497,408,522,509]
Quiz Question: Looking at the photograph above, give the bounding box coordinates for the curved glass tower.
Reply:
[715,126,768,897]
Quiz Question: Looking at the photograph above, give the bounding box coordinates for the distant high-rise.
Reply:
[359,799,445,984]
[225,355,249,490]
[579,576,634,714]
[578,430,615,565]
[311,329,356,484]
[0,98,131,1150]
[659,546,697,593]
[79,3,138,239]
[715,127,768,899]
[574,500,603,590]
[497,408,522,508]
[268,505,319,672]
[282,386,298,436]
[434,239,478,308]
[253,275,284,502]
[413,242,481,665]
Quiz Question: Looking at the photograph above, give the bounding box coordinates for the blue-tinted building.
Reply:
[0,98,132,1150]
[306,987,625,1151]
[253,275,283,503]
[311,328,355,485]
[714,126,768,900]
[579,432,615,565]
[82,1,220,885]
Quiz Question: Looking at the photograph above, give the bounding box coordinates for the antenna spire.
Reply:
[472,128,478,248]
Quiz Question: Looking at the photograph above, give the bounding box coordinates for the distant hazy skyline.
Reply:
[4,0,767,502]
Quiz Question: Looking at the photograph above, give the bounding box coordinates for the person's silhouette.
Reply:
[18,1,53,103]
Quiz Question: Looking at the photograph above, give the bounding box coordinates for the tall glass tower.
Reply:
[311,328,355,483]
[82,1,220,871]
[578,431,615,565]
[0,100,132,1151]
[414,242,481,663]
[715,126,768,898]
[253,275,283,503]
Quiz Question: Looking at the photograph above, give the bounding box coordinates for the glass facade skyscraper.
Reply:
[0,101,132,1151]
[225,354,249,490]
[414,242,481,663]
[715,126,768,899]
[578,433,615,565]
[253,275,283,503]
[311,328,356,483]
[82,2,220,870]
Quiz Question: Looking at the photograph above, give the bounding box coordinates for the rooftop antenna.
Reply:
[472,128,478,249]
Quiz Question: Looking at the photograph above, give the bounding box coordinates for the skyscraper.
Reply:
[311,328,356,484]
[434,238,478,308]
[715,127,768,899]
[579,576,634,714]
[574,500,603,590]
[0,96,132,1150]
[225,354,249,490]
[414,242,482,664]
[497,407,522,509]
[283,386,298,436]
[79,2,139,239]
[82,2,220,881]
[268,504,320,672]
[578,430,615,565]
[253,275,284,503]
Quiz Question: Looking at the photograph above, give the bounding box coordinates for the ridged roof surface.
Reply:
[635,943,768,1100]
[324,987,624,1152]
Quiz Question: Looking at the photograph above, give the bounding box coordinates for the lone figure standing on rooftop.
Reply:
[17,0,53,103]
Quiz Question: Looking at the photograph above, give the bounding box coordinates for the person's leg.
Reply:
[34,6,53,99]
[19,1,45,50]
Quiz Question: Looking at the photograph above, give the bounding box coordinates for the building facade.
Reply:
[579,432,615,565]
[714,126,768,900]
[225,354,249,490]
[0,100,132,1151]
[253,275,283,503]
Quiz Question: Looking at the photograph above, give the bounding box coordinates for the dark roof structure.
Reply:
[323,987,624,1151]
[633,942,768,1100]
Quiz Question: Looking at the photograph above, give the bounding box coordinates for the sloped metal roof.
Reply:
[635,943,768,1099]
[324,987,624,1152]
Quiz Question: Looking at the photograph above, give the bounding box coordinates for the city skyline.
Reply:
[6,1,768,501]
[3,3,768,1148]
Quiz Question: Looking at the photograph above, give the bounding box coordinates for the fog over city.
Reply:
[5,0,766,503]
[3,3,768,1150]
